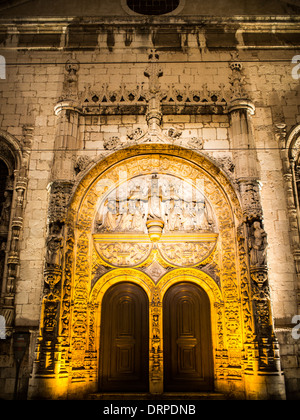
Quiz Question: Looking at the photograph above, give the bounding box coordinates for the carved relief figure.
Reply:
[194,201,213,231]
[131,200,145,231]
[249,221,267,267]
[94,174,216,235]
[165,198,182,231]
[100,200,121,231]
[45,223,63,268]
[181,201,195,231]
[119,200,134,231]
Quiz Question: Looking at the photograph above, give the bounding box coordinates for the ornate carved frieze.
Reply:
[62,50,229,117]
[79,80,228,116]
[94,242,152,267]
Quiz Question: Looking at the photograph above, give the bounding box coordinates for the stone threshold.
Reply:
[87,392,226,400]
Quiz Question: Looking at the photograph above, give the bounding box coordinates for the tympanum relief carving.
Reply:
[93,173,218,268]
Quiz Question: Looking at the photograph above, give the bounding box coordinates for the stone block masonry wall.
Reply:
[0,25,299,397]
[0,52,64,328]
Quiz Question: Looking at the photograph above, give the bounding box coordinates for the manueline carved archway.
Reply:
[33,143,282,399]
[63,144,248,394]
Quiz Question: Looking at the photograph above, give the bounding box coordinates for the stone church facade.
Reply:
[0,0,299,400]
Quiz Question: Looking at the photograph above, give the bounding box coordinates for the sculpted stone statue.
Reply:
[249,221,267,267]
[131,200,145,231]
[45,226,63,268]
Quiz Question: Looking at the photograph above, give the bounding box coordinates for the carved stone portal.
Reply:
[30,145,284,399]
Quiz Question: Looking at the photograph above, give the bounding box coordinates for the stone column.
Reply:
[30,60,80,396]
[228,62,285,398]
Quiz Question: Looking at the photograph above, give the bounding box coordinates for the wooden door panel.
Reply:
[116,344,135,375]
[163,282,213,391]
[178,344,199,374]
[100,282,149,392]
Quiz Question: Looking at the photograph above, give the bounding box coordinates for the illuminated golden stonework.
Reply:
[29,144,284,399]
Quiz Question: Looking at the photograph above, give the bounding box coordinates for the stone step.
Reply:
[88,392,227,400]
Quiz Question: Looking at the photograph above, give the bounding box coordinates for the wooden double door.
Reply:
[100,282,213,392]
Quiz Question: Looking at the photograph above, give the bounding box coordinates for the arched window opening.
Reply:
[126,0,180,15]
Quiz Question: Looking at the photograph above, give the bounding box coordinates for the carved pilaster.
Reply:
[247,220,282,372]
[228,58,259,186]
[52,105,80,181]
[149,291,163,394]
[227,61,282,373]
[33,178,74,375]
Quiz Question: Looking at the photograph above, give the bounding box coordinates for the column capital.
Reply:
[228,98,255,115]
[54,101,81,116]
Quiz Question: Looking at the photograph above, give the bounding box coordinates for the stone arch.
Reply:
[89,268,154,383]
[0,128,31,335]
[277,123,300,256]
[34,143,264,399]
[0,128,23,172]
[285,123,300,160]
[62,144,247,395]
